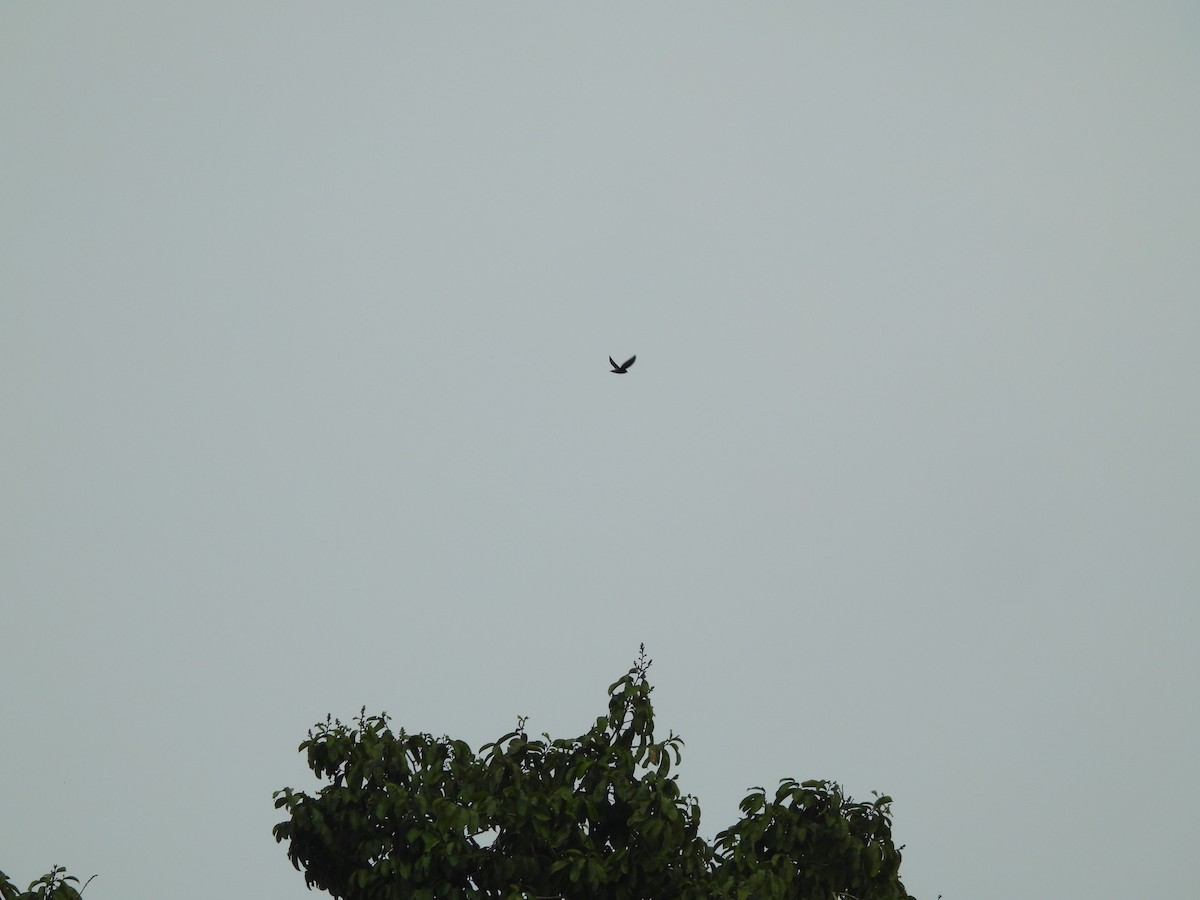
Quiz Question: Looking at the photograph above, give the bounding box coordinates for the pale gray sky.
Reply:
[3,4,1198,899]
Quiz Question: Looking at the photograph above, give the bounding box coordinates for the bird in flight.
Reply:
[609,354,636,374]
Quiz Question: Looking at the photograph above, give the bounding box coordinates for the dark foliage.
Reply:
[275,647,916,900]
[0,867,94,900]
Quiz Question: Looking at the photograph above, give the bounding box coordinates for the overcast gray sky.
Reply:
[3,4,1198,899]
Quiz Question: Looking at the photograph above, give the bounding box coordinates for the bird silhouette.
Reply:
[609,354,636,374]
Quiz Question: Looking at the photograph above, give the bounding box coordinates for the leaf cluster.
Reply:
[712,782,910,900]
[0,867,94,900]
[275,647,916,900]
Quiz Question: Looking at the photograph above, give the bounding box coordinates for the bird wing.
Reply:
[609,356,619,369]
[622,355,636,369]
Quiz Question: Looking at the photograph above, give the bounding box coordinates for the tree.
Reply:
[0,867,94,900]
[274,647,916,900]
